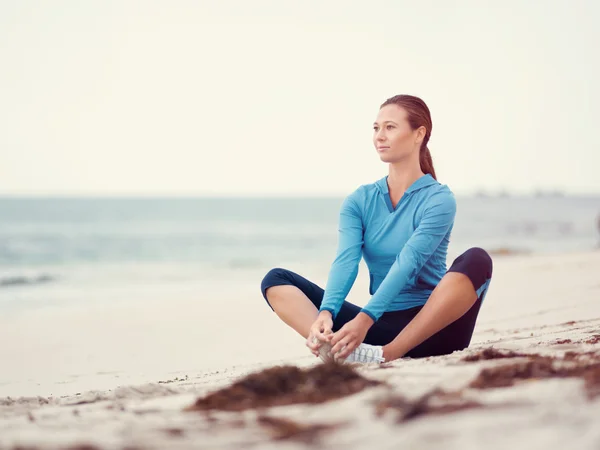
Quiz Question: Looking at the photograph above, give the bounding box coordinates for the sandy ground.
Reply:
[1,250,599,450]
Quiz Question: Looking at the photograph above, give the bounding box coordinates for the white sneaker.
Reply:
[343,343,385,364]
[312,337,385,364]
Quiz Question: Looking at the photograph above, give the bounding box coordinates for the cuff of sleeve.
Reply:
[319,307,337,320]
[360,308,378,323]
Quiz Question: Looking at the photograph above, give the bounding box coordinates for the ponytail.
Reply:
[381,95,437,181]
[419,145,436,180]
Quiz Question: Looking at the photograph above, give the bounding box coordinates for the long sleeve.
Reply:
[319,193,364,319]
[361,192,456,321]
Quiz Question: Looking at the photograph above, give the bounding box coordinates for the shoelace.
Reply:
[345,344,385,364]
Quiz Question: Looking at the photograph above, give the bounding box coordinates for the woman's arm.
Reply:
[319,193,364,319]
[361,191,456,322]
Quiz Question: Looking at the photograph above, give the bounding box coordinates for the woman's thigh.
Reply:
[403,247,493,358]
[404,299,482,358]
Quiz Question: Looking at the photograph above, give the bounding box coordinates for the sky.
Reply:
[0,0,599,197]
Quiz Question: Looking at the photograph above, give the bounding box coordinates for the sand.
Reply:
[1,250,599,449]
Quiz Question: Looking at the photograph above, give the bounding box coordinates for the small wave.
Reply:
[0,274,57,288]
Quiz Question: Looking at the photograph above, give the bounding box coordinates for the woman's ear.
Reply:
[415,126,427,146]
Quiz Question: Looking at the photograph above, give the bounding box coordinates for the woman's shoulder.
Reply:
[420,182,457,215]
[338,181,380,216]
[342,180,382,208]
[426,180,455,198]
[346,176,386,198]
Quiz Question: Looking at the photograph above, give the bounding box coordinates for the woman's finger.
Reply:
[306,336,320,351]
[330,329,347,347]
[336,340,357,360]
[319,325,332,334]
[331,336,351,355]
[336,340,357,359]
[315,329,332,342]
[306,340,320,357]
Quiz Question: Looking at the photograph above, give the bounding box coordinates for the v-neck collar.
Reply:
[376,173,437,212]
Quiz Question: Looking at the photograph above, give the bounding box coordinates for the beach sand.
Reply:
[1,250,599,449]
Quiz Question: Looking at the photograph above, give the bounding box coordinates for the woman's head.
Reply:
[373,95,436,179]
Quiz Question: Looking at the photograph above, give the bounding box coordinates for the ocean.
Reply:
[1,195,599,297]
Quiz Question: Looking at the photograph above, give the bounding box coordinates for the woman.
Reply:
[260,95,493,364]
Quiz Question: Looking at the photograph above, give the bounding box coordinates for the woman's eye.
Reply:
[386,125,394,130]
[373,127,379,131]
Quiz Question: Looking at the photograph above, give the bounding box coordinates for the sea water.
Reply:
[1,196,598,294]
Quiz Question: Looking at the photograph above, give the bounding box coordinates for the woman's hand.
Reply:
[306,311,334,357]
[330,313,374,360]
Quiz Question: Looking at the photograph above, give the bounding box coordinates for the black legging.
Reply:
[261,247,493,358]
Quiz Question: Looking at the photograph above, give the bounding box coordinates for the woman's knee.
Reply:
[448,247,493,295]
[462,247,493,279]
[260,267,291,301]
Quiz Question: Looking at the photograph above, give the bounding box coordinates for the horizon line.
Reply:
[1,191,599,199]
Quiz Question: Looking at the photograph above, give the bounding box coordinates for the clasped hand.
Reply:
[306,312,372,360]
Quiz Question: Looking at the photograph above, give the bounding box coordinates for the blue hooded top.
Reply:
[319,173,456,322]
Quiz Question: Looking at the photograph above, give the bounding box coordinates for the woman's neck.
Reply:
[387,161,425,196]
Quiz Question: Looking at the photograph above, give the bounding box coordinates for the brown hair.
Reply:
[380,95,436,180]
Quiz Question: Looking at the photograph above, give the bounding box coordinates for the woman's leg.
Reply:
[260,268,398,342]
[382,247,493,360]
[261,268,325,338]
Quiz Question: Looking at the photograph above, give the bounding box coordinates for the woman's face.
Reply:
[373,104,423,163]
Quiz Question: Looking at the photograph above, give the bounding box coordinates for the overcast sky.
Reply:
[1,0,598,196]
